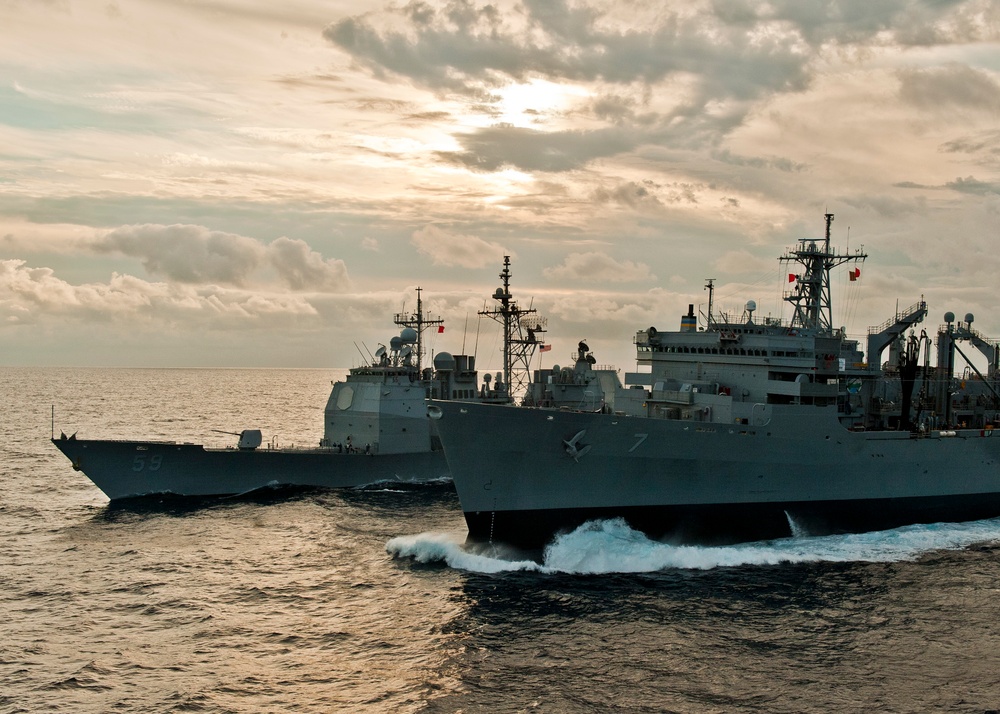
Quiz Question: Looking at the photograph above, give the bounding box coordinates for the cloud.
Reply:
[711,149,805,173]
[267,236,350,292]
[941,130,1000,159]
[437,124,638,172]
[713,250,773,275]
[543,252,654,283]
[324,1,817,94]
[945,176,1000,195]
[897,64,1000,114]
[89,224,350,292]
[94,224,265,286]
[323,0,822,163]
[0,258,320,328]
[411,225,511,268]
[591,180,663,208]
[324,0,984,164]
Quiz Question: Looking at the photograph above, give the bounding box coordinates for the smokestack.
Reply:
[680,304,696,332]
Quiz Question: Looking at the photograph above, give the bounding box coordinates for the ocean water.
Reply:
[3,366,1000,713]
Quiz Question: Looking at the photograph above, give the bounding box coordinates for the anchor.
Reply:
[563,429,591,461]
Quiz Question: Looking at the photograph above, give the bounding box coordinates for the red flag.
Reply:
[849,268,860,282]
[788,273,796,283]
[437,325,445,333]
[540,344,552,352]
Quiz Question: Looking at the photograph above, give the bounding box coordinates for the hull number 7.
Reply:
[629,434,648,452]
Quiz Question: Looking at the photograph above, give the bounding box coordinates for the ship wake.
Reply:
[387,516,1000,575]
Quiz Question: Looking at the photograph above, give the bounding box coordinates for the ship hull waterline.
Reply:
[430,400,1000,548]
[52,438,450,501]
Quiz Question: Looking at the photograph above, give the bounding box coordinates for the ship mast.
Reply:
[479,256,546,399]
[394,287,443,373]
[704,278,716,328]
[780,213,867,334]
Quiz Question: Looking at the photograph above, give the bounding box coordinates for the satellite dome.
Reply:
[390,336,403,351]
[944,312,955,323]
[966,313,975,324]
[400,327,418,344]
[746,300,757,312]
[433,352,456,371]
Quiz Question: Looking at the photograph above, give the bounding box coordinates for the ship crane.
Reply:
[937,313,1000,425]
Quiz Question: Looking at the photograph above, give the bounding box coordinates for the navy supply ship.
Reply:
[429,215,1000,548]
[53,288,518,501]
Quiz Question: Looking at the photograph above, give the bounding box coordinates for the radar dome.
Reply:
[400,327,418,344]
[746,300,757,312]
[944,312,955,323]
[433,352,456,371]
[390,336,402,351]
[966,313,975,324]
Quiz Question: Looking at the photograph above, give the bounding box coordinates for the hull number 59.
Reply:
[132,454,163,472]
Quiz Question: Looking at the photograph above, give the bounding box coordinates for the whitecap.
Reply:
[388,516,1000,575]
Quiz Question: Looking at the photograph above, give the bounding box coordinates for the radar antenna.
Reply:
[478,256,547,399]
[780,213,867,334]
[394,287,444,372]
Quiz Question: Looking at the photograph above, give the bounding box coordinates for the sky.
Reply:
[1,0,999,373]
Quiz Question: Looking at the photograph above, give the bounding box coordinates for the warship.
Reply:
[52,288,516,501]
[429,215,1000,548]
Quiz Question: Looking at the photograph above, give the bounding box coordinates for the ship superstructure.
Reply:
[430,215,1000,548]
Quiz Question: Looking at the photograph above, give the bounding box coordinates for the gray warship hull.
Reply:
[51,437,449,501]
[50,273,527,503]
[431,400,1000,547]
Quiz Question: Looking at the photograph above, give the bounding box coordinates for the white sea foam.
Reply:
[388,516,1000,575]
[386,532,548,573]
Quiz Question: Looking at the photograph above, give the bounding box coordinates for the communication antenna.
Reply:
[393,287,443,372]
[478,255,547,399]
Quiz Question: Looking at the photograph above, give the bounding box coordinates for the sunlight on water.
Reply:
[387,516,1000,575]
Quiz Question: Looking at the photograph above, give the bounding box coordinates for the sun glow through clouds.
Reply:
[492,79,589,128]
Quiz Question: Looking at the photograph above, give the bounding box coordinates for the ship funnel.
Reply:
[681,304,697,332]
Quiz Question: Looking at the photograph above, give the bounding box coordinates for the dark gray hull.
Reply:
[52,438,450,501]
[461,493,1000,548]
[431,400,1000,547]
